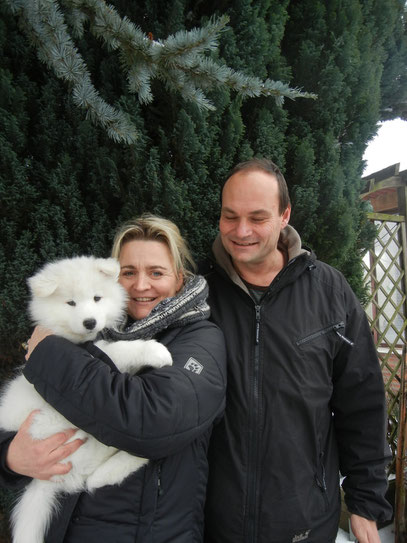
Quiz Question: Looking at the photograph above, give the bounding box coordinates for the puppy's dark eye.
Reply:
[67,300,76,307]
[94,296,101,302]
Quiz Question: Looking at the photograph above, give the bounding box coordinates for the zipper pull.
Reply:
[333,323,354,346]
[157,463,163,496]
[255,305,261,344]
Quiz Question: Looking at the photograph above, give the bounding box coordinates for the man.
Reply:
[204,158,392,543]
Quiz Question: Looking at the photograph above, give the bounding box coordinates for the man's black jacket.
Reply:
[204,229,392,543]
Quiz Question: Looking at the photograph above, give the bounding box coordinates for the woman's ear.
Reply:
[175,273,184,293]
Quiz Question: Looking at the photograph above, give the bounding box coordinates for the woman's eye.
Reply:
[122,271,134,277]
[94,296,101,302]
[67,300,76,307]
[151,271,163,277]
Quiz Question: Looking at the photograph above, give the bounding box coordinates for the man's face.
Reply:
[219,169,291,267]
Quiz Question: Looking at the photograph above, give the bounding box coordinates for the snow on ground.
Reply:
[336,523,395,543]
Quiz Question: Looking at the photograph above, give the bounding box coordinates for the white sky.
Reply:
[363,118,407,176]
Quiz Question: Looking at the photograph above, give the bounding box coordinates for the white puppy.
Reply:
[0,256,172,543]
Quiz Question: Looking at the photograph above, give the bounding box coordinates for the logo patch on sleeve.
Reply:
[184,357,204,374]
[292,530,310,542]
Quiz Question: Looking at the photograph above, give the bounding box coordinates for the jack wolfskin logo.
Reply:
[292,530,310,542]
[184,357,203,374]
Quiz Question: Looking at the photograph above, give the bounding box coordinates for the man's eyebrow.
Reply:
[249,209,270,216]
[221,207,270,215]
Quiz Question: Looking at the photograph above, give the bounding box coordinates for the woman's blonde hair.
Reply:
[111,214,196,279]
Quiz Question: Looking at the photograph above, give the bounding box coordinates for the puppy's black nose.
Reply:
[83,318,97,330]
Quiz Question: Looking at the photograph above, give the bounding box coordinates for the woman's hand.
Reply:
[6,411,85,480]
[25,325,53,360]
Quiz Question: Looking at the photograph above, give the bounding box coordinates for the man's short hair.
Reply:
[222,158,291,215]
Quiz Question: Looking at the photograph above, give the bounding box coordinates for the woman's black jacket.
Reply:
[0,319,226,543]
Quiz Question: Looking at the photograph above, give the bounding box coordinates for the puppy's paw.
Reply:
[95,338,172,373]
[86,452,148,491]
[141,340,173,368]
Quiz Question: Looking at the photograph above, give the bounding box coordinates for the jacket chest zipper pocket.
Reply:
[296,321,354,347]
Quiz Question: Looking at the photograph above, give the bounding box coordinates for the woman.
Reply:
[0,214,226,542]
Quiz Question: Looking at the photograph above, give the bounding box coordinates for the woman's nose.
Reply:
[132,273,150,290]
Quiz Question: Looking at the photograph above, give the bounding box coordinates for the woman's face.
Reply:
[118,239,183,320]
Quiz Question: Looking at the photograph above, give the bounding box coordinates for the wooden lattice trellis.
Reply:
[362,211,407,541]
[360,165,407,541]
[362,214,407,473]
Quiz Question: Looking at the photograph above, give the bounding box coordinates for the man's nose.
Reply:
[235,219,252,237]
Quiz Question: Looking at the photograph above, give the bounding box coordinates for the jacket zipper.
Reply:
[217,256,315,540]
[315,451,329,510]
[246,305,262,542]
[148,461,163,537]
[296,321,354,347]
[255,305,261,344]
[157,462,163,496]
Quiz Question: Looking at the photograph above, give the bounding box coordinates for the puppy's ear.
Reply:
[96,258,120,280]
[28,269,58,298]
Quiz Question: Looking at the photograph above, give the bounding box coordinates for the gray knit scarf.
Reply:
[101,274,210,341]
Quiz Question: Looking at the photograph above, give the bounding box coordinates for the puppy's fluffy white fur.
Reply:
[0,256,172,543]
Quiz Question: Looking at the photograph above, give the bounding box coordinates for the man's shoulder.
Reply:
[311,258,347,284]
[307,259,359,304]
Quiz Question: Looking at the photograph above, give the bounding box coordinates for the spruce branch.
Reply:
[5,0,317,144]
[155,15,229,62]
[64,9,88,39]
[62,0,152,55]
[158,66,216,111]
[7,0,138,143]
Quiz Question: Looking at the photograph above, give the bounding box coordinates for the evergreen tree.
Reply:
[281,0,406,297]
[0,3,132,359]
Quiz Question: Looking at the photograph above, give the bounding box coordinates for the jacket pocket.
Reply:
[296,321,354,347]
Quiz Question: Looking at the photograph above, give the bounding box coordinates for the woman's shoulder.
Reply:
[174,318,224,338]
[158,319,226,355]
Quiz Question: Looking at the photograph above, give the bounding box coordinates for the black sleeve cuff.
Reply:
[0,432,32,489]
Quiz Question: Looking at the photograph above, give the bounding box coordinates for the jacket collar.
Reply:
[211,225,310,293]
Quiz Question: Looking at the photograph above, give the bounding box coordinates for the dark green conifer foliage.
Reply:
[380,3,407,120]
[0,4,135,359]
[281,0,405,297]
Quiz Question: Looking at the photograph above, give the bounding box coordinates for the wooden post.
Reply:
[395,185,407,541]
[395,348,407,542]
